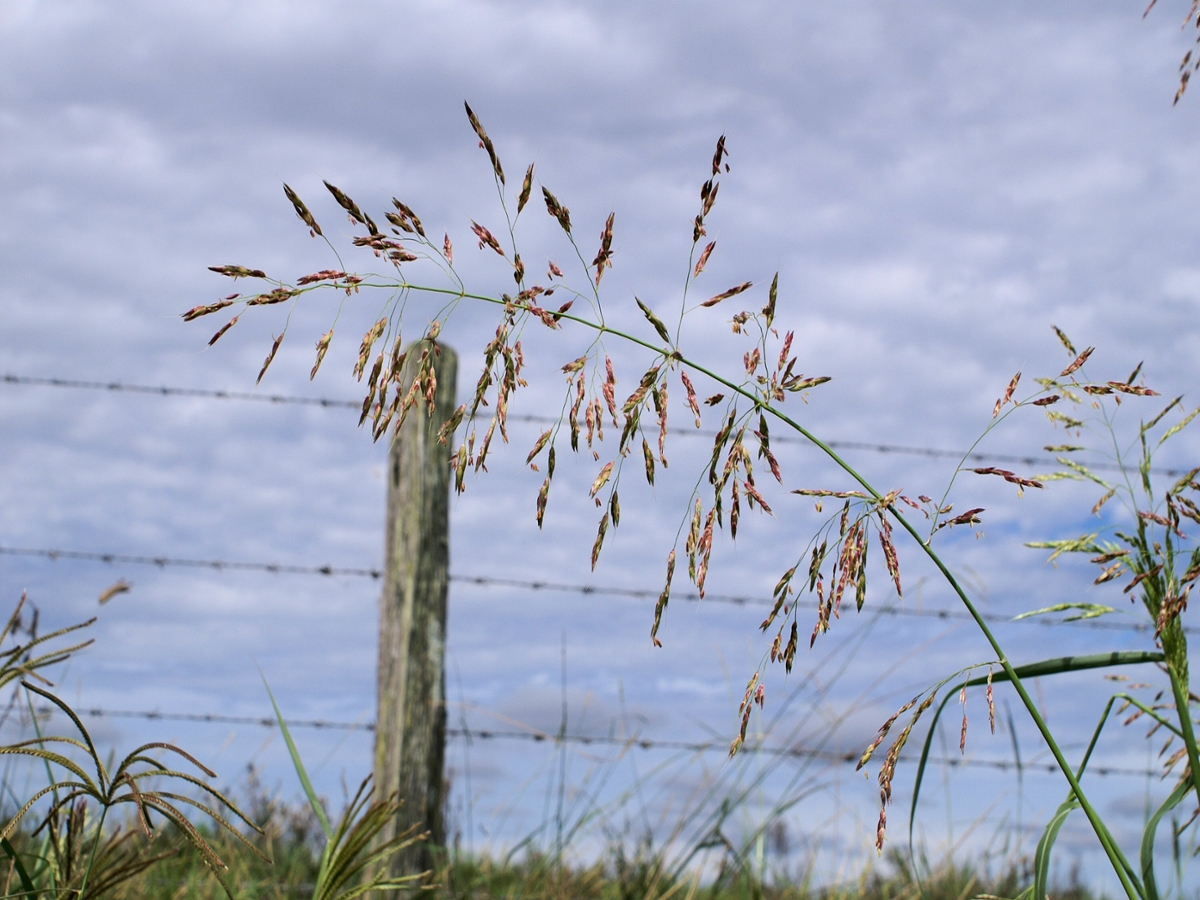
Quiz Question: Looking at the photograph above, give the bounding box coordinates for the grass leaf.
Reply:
[1141,780,1189,900]
[259,669,334,841]
[1012,603,1117,622]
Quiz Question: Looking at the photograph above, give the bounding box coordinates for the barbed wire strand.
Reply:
[0,544,1185,635]
[0,544,1188,636]
[2,375,360,409]
[3,374,1181,476]
[0,545,382,578]
[23,705,1156,779]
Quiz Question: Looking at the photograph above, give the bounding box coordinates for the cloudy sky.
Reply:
[2,0,1200,889]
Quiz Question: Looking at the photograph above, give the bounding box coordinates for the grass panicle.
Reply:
[188,105,1200,900]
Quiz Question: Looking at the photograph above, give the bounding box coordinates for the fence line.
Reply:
[23,705,1158,780]
[1,375,1181,836]
[3,373,1181,476]
[0,544,1187,636]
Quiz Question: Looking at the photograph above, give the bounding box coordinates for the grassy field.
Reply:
[2,784,1085,900]
[82,826,1075,900]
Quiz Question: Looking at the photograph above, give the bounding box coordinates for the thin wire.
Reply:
[0,544,1187,635]
[25,705,1157,779]
[4,374,1182,475]
[449,572,1187,636]
[0,546,382,578]
[2,374,357,408]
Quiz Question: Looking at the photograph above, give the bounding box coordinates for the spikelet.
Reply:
[701,281,752,308]
[464,102,505,185]
[1051,325,1077,356]
[650,549,676,646]
[535,475,551,528]
[680,371,701,428]
[992,371,1021,418]
[541,187,572,234]
[1059,347,1095,378]
[354,318,387,380]
[592,213,615,285]
[311,329,333,380]
[471,222,505,256]
[257,333,284,384]
[323,181,371,231]
[392,199,425,237]
[526,429,552,466]
[182,299,233,321]
[591,512,609,570]
[711,135,728,176]
[283,184,321,236]
[762,273,778,326]
[208,316,239,346]
[208,265,266,279]
[518,164,535,213]
[636,298,671,344]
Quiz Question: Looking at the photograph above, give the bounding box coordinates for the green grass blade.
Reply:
[1034,798,1079,900]
[1167,669,1200,818]
[972,651,1163,685]
[909,690,955,857]
[2,836,37,900]
[1011,603,1116,622]
[259,670,334,841]
[1141,779,1189,900]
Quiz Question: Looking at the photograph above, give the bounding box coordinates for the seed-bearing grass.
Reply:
[191,105,1198,900]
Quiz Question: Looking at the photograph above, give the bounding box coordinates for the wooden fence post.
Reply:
[374,340,457,882]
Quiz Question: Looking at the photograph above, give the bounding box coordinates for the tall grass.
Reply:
[187,101,1200,900]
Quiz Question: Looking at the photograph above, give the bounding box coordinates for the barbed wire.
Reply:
[22,704,1157,779]
[3,374,1181,476]
[0,544,1188,636]
[0,545,382,578]
[449,572,1188,635]
[2,375,359,409]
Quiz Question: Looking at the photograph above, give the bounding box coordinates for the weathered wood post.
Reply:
[375,340,457,882]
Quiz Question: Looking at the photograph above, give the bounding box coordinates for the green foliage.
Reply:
[0,603,264,899]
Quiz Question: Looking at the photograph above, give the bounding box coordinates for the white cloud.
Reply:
[0,1,1197,888]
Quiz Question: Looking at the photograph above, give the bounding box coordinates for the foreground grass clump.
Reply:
[81,767,423,900]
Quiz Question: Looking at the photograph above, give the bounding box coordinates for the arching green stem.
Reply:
[396,283,1140,899]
